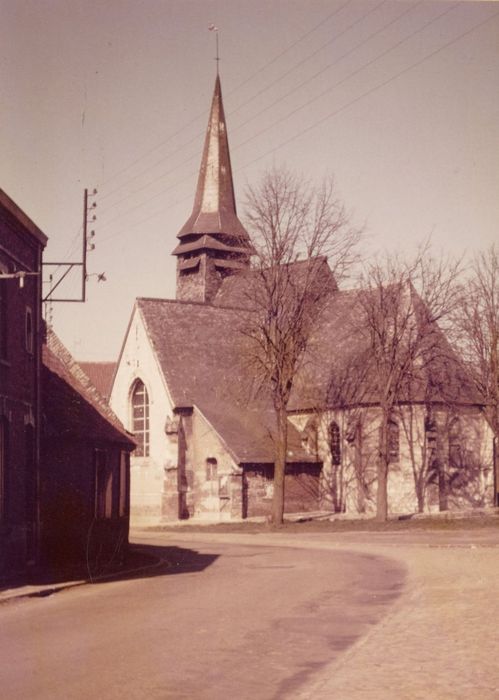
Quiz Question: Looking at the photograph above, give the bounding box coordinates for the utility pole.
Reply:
[43,188,103,303]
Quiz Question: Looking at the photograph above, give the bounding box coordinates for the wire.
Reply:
[231,0,421,137]
[233,2,458,156]
[226,0,354,98]
[96,0,356,196]
[237,7,499,174]
[96,1,410,223]
[230,0,387,117]
[98,6,498,242]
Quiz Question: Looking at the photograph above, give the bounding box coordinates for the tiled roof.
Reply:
[78,361,116,400]
[42,331,135,446]
[137,297,316,465]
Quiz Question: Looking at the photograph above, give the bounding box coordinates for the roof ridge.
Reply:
[44,329,133,442]
[137,296,253,312]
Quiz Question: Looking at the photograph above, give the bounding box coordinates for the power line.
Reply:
[233,1,458,156]
[96,1,411,222]
[98,6,498,242]
[99,2,453,230]
[99,164,198,234]
[96,0,356,197]
[230,0,387,117]
[226,0,354,98]
[231,0,421,137]
[237,7,499,174]
[97,138,201,218]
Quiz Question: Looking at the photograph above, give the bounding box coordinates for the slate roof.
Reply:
[175,76,251,246]
[288,286,483,411]
[78,361,116,400]
[136,297,316,465]
[213,256,338,309]
[136,263,481,462]
[43,331,135,446]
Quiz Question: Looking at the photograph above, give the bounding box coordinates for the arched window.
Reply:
[387,419,399,463]
[131,379,150,457]
[329,421,341,466]
[448,417,462,469]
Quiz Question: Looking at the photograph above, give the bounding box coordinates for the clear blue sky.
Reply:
[2,0,498,359]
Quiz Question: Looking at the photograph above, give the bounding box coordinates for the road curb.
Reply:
[0,548,165,606]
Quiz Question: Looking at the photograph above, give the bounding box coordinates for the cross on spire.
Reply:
[208,24,220,75]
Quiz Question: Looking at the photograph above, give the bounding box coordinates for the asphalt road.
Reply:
[0,534,405,699]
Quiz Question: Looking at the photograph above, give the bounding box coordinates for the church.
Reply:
[107,74,496,524]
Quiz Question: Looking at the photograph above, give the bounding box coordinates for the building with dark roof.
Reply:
[41,331,135,567]
[79,362,116,401]
[0,189,47,577]
[109,75,495,524]
[0,188,135,579]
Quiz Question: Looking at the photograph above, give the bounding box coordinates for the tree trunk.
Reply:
[438,461,448,511]
[272,406,288,526]
[376,412,389,521]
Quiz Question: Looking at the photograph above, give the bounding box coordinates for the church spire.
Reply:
[172,75,253,303]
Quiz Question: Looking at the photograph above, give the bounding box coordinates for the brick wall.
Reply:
[0,200,44,577]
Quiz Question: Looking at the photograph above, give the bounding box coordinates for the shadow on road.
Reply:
[0,544,219,593]
[92,543,220,584]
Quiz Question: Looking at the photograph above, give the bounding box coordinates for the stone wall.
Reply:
[290,404,494,516]
[243,464,321,518]
[185,407,241,521]
[176,255,223,304]
[110,306,177,525]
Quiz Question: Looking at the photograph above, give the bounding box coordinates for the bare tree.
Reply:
[452,245,498,504]
[453,245,498,437]
[357,246,461,521]
[242,167,362,525]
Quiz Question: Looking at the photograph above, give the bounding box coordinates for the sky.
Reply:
[2,0,498,360]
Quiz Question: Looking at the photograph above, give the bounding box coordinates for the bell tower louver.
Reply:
[172,75,253,303]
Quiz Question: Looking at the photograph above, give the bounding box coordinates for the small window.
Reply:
[388,419,400,463]
[329,421,341,466]
[95,449,113,519]
[131,379,150,457]
[206,458,217,481]
[25,307,34,354]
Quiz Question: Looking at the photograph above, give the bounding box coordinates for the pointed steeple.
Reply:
[172,75,253,303]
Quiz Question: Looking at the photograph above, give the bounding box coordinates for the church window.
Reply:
[448,417,462,469]
[387,419,399,463]
[131,379,150,457]
[329,421,341,465]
